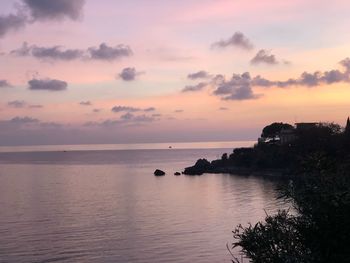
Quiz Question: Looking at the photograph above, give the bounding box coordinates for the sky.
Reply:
[1,0,350,146]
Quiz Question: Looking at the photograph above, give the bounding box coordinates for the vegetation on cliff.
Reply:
[184,121,346,176]
[184,119,350,262]
[226,120,350,262]
[231,151,350,262]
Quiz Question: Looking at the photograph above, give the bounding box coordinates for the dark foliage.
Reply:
[261,122,294,140]
[230,121,350,262]
[232,211,312,263]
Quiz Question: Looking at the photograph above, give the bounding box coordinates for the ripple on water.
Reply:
[0,149,288,263]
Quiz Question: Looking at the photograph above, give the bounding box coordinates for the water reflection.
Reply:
[0,149,287,262]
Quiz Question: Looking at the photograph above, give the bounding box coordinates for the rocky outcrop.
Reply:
[183,158,212,175]
[154,169,166,176]
[183,158,288,177]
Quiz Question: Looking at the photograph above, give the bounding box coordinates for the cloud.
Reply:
[93,108,101,113]
[25,43,83,61]
[111,106,141,113]
[28,104,43,108]
[213,72,261,100]
[219,107,229,111]
[0,116,69,145]
[120,112,134,120]
[111,106,156,113]
[88,43,132,61]
[187,71,210,80]
[28,78,68,91]
[0,116,78,146]
[2,114,219,146]
[11,42,133,62]
[9,116,39,124]
[321,70,347,84]
[250,75,276,87]
[79,101,92,106]
[11,42,31,56]
[340,58,350,72]
[223,86,261,100]
[252,58,350,88]
[0,116,61,135]
[174,109,184,113]
[39,121,62,129]
[212,58,350,99]
[0,0,85,38]
[130,114,155,122]
[181,57,350,101]
[0,116,39,131]
[86,113,156,128]
[182,82,207,92]
[31,45,83,61]
[211,32,254,50]
[119,67,136,81]
[182,72,261,100]
[118,67,143,81]
[0,12,27,38]
[251,49,278,65]
[299,72,322,86]
[7,101,44,109]
[0,80,12,88]
[144,107,156,112]
[8,100,26,108]
[22,0,85,21]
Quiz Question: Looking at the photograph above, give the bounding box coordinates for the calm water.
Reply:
[0,145,286,263]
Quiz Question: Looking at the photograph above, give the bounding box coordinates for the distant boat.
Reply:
[169,146,172,149]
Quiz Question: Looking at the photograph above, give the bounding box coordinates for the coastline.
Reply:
[183,164,290,179]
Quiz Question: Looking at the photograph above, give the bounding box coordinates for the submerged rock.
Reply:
[174,172,181,176]
[154,169,166,176]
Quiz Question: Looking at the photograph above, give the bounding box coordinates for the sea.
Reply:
[0,141,288,263]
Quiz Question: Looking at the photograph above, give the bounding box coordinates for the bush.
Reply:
[231,152,350,262]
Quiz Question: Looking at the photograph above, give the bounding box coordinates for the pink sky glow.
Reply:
[1,0,350,145]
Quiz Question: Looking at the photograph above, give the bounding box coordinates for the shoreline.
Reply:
[183,166,290,179]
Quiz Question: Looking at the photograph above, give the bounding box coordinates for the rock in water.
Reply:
[174,172,181,176]
[154,169,166,176]
[183,158,212,175]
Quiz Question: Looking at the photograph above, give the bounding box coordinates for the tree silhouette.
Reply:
[261,122,294,141]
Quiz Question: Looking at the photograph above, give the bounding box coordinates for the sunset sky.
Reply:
[1,0,350,145]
